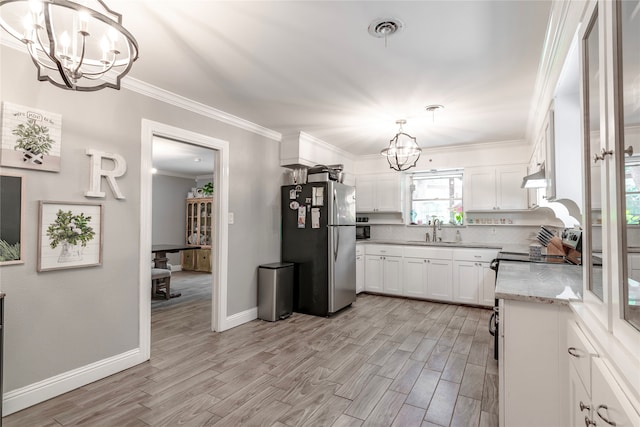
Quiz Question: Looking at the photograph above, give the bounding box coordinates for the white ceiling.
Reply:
[152,136,215,177]
[29,1,556,175]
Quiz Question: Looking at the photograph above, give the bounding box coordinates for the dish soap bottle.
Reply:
[455,230,462,242]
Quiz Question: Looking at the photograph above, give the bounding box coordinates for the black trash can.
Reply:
[258,262,294,321]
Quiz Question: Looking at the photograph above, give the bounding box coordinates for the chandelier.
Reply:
[381,120,421,171]
[0,0,139,91]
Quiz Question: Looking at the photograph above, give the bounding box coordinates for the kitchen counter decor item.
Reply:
[536,225,555,247]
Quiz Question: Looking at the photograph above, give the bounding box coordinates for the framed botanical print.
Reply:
[38,201,103,272]
[0,173,24,265]
[1,102,62,172]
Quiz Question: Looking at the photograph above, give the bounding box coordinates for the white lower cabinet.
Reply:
[590,358,640,427]
[361,244,497,306]
[568,356,640,427]
[453,249,496,307]
[382,256,403,294]
[364,245,403,294]
[500,299,571,427]
[402,247,453,301]
[403,257,428,298]
[364,255,383,293]
[426,259,453,301]
[568,363,591,427]
[566,320,640,427]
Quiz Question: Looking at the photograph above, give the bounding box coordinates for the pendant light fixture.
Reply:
[381,120,421,172]
[0,0,139,91]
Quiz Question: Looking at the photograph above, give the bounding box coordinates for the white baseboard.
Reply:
[221,306,257,331]
[2,348,146,416]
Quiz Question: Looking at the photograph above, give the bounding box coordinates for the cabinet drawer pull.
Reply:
[596,405,616,426]
[580,401,591,412]
[585,416,596,426]
[567,347,581,358]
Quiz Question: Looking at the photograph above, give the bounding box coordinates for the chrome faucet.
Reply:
[432,218,442,242]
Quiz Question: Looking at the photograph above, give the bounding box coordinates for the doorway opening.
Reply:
[151,135,215,312]
[139,120,230,360]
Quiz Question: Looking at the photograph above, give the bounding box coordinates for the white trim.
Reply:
[2,349,144,416]
[222,307,258,331]
[124,78,281,142]
[141,120,230,334]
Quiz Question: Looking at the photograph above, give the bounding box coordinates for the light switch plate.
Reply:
[228,212,234,224]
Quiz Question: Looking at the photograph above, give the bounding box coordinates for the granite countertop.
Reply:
[359,239,503,249]
[495,261,583,305]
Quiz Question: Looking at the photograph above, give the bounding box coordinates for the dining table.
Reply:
[151,244,201,269]
[151,244,201,298]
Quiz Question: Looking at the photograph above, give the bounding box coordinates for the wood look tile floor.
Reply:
[5,276,499,427]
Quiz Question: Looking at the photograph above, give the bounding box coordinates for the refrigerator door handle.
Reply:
[334,226,340,261]
[333,188,338,225]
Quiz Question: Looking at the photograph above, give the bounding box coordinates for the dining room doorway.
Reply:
[139,120,230,361]
[150,135,214,309]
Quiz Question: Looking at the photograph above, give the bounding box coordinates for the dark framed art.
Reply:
[0,173,24,265]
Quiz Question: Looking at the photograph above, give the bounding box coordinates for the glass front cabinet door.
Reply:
[579,0,640,415]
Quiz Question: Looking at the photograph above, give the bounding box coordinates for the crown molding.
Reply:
[1,38,282,142]
[121,77,282,142]
[525,0,577,142]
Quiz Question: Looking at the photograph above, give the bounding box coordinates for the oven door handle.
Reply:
[489,312,496,336]
[490,258,499,272]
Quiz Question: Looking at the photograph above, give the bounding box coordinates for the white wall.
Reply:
[0,45,281,407]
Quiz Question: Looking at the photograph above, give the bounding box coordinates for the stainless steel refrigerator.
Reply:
[281,181,356,316]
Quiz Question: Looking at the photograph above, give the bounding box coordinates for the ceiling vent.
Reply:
[368,18,404,46]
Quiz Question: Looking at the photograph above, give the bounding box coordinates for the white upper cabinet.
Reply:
[464,165,529,211]
[355,173,402,213]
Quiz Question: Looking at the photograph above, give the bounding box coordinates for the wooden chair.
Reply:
[151,268,171,299]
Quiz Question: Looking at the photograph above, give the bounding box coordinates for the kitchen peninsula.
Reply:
[496,261,582,427]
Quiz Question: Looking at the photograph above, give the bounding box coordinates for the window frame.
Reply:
[408,169,464,226]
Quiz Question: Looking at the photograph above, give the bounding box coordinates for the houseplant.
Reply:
[12,119,55,165]
[46,210,95,262]
[202,182,214,196]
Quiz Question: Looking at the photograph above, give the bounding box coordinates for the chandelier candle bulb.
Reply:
[78,11,89,34]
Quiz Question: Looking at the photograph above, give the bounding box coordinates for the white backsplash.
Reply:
[370,224,551,246]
